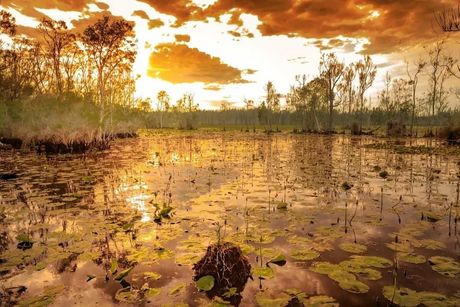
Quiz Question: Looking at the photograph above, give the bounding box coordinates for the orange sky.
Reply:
[1,0,459,109]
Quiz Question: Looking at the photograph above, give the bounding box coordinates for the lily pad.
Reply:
[252,267,275,279]
[339,242,367,254]
[290,248,320,261]
[114,267,133,282]
[428,256,460,278]
[398,253,426,264]
[268,254,287,266]
[196,275,215,291]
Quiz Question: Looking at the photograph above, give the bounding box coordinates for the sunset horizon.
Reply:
[2,0,459,109]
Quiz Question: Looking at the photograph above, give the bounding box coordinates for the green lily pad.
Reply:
[252,267,275,279]
[311,262,369,293]
[268,254,287,266]
[196,275,215,291]
[386,242,413,253]
[144,271,161,280]
[114,267,133,281]
[399,253,426,264]
[304,295,338,306]
[383,285,460,306]
[420,239,446,250]
[290,248,320,261]
[255,292,290,307]
[339,242,367,254]
[428,256,460,278]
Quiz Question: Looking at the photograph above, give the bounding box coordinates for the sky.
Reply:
[1,0,459,109]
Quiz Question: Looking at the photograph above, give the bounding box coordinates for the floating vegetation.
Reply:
[1,132,459,306]
[311,256,392,293]
[382,286,460,306]
[290,248,320,261]
[428,256,460,278]
[339,242,367,254]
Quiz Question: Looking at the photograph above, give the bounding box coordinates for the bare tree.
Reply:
[406,59,426,136]
[425,40,455,134]
[355,55,377,132]
[157,90,170,128]
[320,53,345,132]
[339,64,356,114]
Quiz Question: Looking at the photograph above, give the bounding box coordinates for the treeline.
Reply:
[0,11,149,151]
[145,40,459,136]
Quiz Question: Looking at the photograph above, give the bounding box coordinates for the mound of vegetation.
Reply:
[193,242,251,305]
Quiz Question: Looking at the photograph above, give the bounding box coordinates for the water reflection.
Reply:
[0,132,459,306]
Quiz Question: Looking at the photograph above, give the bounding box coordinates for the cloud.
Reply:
[175,34,190,42]
[204,84,223,91]
[0,0,92,21]
[200,0,460,54]
[208,99,237,108]
[147,42,250,84]
[132,10,150,20]
[148,19,164,29]
[137,0,202,25]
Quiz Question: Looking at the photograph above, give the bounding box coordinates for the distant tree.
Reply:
[339,64,356,113]
[425,40,455,134]
[263,81,279,131]
[355,55,377,131]
[137,98,152,112]
[244,98,256,130]
[220,101,231,130]
[406,59,426,136]
[378,72,392,114]
[157,90,170,128]
[319,53,345,132]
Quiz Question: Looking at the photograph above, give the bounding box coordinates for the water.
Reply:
[0,130,459,306]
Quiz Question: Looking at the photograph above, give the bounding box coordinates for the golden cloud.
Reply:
[147,43,250,84]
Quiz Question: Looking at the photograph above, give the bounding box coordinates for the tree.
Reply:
[0,10,16,36]
[406,59,426,136]
[82,16,136,136]
[425,40,455,134]
[378,72,392,114]
[157,90,170,128]
[263,81,279,131]
[355,55,377,132]
[38,18,75,95]
[339,64,356,113]
[319,53,345,132]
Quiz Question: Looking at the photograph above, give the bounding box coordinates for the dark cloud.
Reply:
[147,43,250,84]
[200,0,460,53]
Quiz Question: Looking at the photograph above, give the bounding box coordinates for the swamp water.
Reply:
[0,131,459,306]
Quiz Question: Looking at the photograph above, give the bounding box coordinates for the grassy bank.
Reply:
[0,96,149,153]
